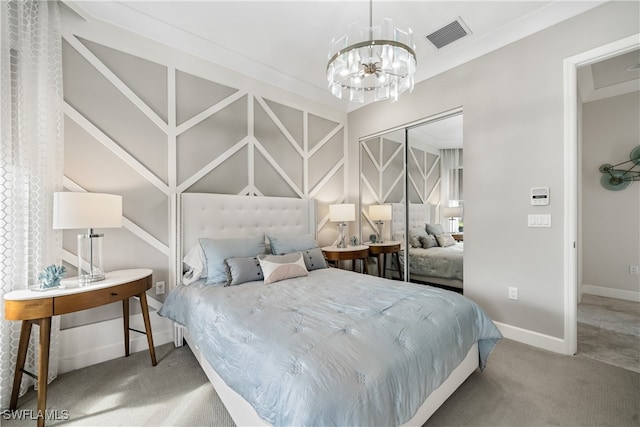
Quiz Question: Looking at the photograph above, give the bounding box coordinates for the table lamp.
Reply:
[53,192,122,284]
[443,206,463,233]
[329,203,355,248]
[369,204,392,243]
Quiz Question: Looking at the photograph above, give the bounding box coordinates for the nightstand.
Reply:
[451,233,464,242]
[321,245,369,274]
[4,269,157,427]
[366,241,402,279]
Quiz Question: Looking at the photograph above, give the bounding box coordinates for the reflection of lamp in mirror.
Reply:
[329,204,355,248]
[53,192,122,285]
[443,206,463,233]
[369,204,392,243]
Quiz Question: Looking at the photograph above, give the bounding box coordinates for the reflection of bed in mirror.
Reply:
[391,203,463,290]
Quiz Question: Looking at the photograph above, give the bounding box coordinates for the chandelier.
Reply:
[327,0,417,103]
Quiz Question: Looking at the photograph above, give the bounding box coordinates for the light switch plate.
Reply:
[528,214,551,227]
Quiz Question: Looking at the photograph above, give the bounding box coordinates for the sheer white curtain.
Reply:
[439,148,462,225]
[0,0,64,408]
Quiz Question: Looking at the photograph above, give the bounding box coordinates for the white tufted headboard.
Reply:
[390,203,431,239]
[179,193,317,258]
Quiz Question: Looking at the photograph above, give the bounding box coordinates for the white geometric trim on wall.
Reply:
[64,35,169,134]
[62,30,347,292]
[408,146,441,205]
[64,103,170,195]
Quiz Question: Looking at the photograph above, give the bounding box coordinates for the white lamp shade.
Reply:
[369,204,392,221]
[329,203,355,222]
[443,206,463,219]
[53,192,122,229]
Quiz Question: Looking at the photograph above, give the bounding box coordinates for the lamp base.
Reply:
[77,231,106,286]
[337,222,347,248]
[375,220,384,243]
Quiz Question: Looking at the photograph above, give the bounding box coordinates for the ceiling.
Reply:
[65,1,608,112]
[577,48,640,103]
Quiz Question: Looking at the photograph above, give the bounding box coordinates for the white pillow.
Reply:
[258,253,308,285]
[435,233,457,248]
[182,245,207,285]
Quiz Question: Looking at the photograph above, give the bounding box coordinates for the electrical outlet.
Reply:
[508,286,518,300]
[630,265,639,275]
[156,281,165,295]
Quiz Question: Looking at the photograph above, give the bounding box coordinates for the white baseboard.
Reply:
[58,310,172,374]
[581,284,640,303]
[493,321,570,355]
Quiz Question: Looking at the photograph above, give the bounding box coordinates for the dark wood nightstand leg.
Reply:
[139,292,157,366]
[393,252,403,280]
[362,257,368,275]
[123,298,130,357]
[37,317,51,427]
[10,320,32,410]
[383,254,388,278]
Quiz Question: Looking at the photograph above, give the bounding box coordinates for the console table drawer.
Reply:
[54,277,149,315]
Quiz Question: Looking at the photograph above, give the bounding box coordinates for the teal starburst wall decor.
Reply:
[599,145,640,191]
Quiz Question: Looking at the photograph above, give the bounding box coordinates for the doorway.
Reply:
[564,34,640,357]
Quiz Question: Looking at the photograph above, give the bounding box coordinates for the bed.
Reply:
[391,203,464,289]
[159,193,500,426]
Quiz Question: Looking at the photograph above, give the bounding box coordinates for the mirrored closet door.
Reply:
[405,112,464,289]
[359,110,463,289]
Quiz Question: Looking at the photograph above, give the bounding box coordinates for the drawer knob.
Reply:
[110,292,118,296]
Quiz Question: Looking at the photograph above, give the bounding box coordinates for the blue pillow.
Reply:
[199,234,266,285]
[425,223,445,236]
[301,247,327,271]
[225,256,263,286]
[268,233,317,255]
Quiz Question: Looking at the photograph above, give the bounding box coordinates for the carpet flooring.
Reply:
[578,294,640,372]
[4,339,639,426]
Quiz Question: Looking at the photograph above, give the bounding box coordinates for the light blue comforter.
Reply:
[159,268,501,426]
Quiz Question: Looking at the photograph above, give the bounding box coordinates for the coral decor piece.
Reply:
[37,264,66,290]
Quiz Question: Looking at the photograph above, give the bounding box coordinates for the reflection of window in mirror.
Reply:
[441,148,463,232]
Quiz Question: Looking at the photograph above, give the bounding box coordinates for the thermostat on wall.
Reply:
[531,187,550,205]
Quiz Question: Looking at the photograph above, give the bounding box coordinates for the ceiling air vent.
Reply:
[425,18,471,49]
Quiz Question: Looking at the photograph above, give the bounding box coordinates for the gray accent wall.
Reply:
[347,2,639,339]
[582,91,640,297]
[60,12,347,328]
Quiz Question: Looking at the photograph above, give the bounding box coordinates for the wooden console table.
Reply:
[321,245,369,274]
[366,241,402,279]
[4,269,157,427]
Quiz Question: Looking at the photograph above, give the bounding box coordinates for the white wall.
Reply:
[347,2,639,350]
[581,91,640,301]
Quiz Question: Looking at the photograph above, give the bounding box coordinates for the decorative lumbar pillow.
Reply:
[425,223,445,236]
[300,247,327,271]
[199,234,266,285]
[258,253,308,285]
[224,256,263,286]
[435,233,457,247]
[268,233,317,255]
[419,234,438,249]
